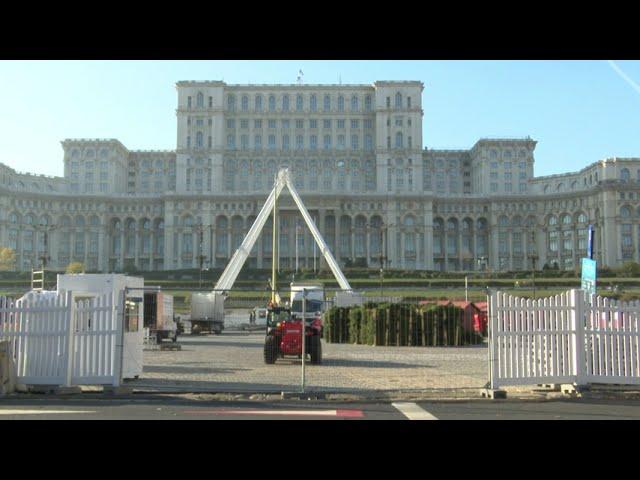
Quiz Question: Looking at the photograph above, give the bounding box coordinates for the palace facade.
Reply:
[1,80,639,273]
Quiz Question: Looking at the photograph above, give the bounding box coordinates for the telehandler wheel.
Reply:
[310,335,322,365]
[264,336,279,364]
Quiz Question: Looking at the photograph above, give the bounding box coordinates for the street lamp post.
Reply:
[528,253,538,299]
[196,223,208,289]
[38,222,56,268]
[295,221,301,273]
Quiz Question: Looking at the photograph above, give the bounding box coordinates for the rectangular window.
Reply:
[323,119,331,129]
[351,119,359,129]
[282,119,290,129]
[255,119,262,128]
[364,119,373,129]
[226,119,235,129]
[364,135,373,150]
[309,119,317,129]
[268,119,276,129]
[337,119,345,129]
[295,119,304,129]
[499,232,508,254]
[240,119,248,129]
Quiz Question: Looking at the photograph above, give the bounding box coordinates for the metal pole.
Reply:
[380,226,385,297]
[300,288,306,393]
[271,179,278,304]
[465,275,468,302]
[295,223,299,273]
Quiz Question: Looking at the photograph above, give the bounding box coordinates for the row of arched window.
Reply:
[109,218,164,231]
[8,213,100,227]
[620,168,640,182]
[543,173,599,193]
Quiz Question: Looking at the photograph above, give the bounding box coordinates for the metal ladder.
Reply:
[31,269,45,291]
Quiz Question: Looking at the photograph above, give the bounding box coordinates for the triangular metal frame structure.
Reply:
[214,168,352,293]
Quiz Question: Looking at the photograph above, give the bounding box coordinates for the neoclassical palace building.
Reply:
[1,80,639,273]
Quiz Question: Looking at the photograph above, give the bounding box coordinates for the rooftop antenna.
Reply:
[297,69,304,85]
[339,74,342,85]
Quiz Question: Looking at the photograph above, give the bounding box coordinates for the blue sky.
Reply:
[0,60,638,178]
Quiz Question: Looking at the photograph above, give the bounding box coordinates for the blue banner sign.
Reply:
[587,225,595,260]
[581,257,597,299]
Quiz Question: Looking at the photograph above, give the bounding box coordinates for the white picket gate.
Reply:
[488,289,640,389]
[0,291,123,387]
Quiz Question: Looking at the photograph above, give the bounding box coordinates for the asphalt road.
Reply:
[2,397,640,420]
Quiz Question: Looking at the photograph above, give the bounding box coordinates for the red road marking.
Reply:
[182,408,364,418]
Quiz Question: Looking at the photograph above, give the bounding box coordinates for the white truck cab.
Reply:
[290,284,325,320]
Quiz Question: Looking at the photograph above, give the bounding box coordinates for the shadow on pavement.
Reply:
[321,359,433,369]
[143,365,252,375]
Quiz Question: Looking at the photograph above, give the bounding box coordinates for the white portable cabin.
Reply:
[57,274,145,380]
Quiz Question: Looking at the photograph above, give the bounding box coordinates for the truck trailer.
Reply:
[190,292,225,335]
[143,292,178,343]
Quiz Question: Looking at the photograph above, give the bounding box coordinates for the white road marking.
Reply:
[0,410,96,415]
[184,409,364,417]
[392,402,438,420]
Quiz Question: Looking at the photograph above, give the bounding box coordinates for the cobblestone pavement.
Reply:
[134,330,488,393]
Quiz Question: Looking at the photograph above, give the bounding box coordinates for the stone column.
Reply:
[211,227,217,269]
[318,210,326,270]
[366,229,371,268]
[134,227,140,270]
[120,230,125,271]
[601,190,618,268]
[176,230,182,269]
[458,228,463,271]
[83,232,89,269]
[165,226,173,270]
[424,208,433,270]
[335,215,342,265]
[351,227,356,263]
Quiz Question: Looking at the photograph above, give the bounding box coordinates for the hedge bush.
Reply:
[322,302,483,347]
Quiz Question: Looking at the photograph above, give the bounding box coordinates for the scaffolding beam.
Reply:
[213,168,352,293]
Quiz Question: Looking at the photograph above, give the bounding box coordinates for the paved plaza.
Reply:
[134,326,488,394]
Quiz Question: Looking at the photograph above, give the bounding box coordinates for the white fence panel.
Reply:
[489,289,640,389]
[0,291,121,387]
[71,294,118,385]
[490,290,578,388]
[584,295,640,384]
[0,292,72,385]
